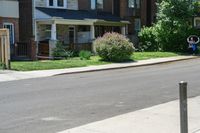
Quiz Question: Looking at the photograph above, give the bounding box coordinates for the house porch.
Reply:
[35,18,129,57]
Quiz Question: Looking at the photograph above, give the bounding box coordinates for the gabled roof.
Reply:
[36,7,124,22]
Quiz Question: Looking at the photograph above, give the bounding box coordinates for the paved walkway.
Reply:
[0,56,198,82]
[58,96,200,133]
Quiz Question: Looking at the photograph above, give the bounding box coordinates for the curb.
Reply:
[54,56,199,76]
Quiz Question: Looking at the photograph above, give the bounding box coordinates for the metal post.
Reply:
[179,81,188,133]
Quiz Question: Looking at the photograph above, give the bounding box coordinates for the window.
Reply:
[134,18,141,32]
[48,0,66,8]
[128,0,134,8]
[3,23,15,45]
[57,0,64,7]
[49,0,53,6]
[97,0,103,9]
[195,18,200,27]
[136,0,140,8]
[128,0,140,8]
[91,0,96,10]
[91,0,103,10]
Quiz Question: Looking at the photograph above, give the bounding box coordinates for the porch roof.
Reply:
[36,7,129,26]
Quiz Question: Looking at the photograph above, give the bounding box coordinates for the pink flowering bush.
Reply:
[93,32,134,62]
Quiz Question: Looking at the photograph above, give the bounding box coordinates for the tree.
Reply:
[139,0,200,52]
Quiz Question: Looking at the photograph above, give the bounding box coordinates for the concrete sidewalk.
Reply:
[58,96,200,133]
[0,55,198,82]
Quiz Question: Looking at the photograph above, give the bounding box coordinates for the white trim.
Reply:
[3,22,15,45]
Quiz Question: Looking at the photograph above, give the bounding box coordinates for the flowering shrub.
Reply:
[93,32,134,62]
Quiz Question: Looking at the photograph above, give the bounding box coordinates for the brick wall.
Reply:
[78,0,90,10]
[120,0,128,18]
[0,17,19,43]
[140,0,147,26]
[103,0,113,13]
[19,0,33,42]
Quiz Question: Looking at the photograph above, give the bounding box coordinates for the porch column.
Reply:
[50,23,57,57]
[121,26,126,36]
[35,22,39,57]
[90,25,95,40]
[90,25,95,52]
[35,22,38,42]
[51,23,57,40]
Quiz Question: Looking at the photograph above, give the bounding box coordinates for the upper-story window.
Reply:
[57,0,64,7]
[49,0,53,6]
[48,0,66,8]
[97,0,103,9]
[91,0,104,10]
[128,0,140,8]
[91,0,96,10]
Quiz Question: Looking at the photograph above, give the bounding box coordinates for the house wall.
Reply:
[120,0,156,26]
[35,0,78,10]
[78,0,113,13]
[103,0,113,13]
[19,0,33,42]
[0,17,19,43]
[0,0,19,18]
[67,0,78,10]
[78,0,90,10]
[35,0,46,7]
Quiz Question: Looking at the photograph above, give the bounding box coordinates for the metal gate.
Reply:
[0,29,10,69]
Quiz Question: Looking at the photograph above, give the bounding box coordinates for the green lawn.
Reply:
[11,52,180,71]
[132,52,179,60]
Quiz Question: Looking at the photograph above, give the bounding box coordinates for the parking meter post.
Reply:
[179,81,188,133]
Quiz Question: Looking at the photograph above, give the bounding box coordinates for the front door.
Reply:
[68,26,75,44]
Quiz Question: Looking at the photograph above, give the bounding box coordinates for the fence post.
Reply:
[179,81,188,133]
[0,29,11,69]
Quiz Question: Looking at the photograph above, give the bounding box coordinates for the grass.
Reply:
[11,52,180,71]
[11,56,109,71]
[132,52,180,60]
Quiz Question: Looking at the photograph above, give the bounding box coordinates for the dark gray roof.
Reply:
[36,7,124,22]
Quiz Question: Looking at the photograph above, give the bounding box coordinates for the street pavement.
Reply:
[0,58,200,133]
[59,96,200,133]
[0,55,197,82]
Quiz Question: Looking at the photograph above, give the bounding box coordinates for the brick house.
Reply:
[0,0,19,58]
[18,0,156,59]
[119,0,156,44]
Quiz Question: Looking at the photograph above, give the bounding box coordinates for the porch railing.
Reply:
[16,42,29,57]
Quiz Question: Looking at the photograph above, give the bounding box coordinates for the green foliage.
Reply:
[52,42,73,59]
[0,62,4,69]
[138,26,159,51]
[94,32,135,62]
[79,50,92,60]
[139,0,200,52]
[193,1,200,15]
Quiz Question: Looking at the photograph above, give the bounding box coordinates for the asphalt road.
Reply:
[0,59,200,133]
